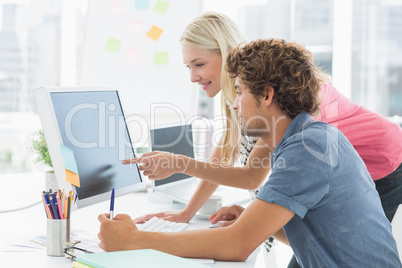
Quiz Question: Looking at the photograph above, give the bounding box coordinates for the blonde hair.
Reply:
[180,11,248,165]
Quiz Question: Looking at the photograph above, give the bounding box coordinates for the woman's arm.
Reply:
[126,138,272,190]
[134,139,223,223]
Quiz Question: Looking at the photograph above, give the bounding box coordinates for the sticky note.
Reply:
[126,47,141,61]
[153,0,169,14]
[60,144,79,174]
[154,52,168,65]
[135,0,149,10]
[128,20,143,33]
[110,1,125,15]
[65,169,80,187]
[105,38,121,52]
[146,25,163,41]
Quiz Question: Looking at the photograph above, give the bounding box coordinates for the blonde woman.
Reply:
[126,11,272,224]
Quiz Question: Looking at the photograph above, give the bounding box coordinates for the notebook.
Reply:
[74,249,207,268]
[149,123,252,207]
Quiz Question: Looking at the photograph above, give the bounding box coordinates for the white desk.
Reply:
[0,173,258,267]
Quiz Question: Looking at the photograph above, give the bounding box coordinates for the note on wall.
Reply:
[153,0,170,14]
[135,0,149,10]
[105,38,121,52]
[128,20,143,33]
[80,0,202,116]
[126,47,141,61]
[154,52,168,65]
[146,25,163,41]
[110,1,125,15]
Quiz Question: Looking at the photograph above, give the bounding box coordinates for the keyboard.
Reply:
[137,217,188,232]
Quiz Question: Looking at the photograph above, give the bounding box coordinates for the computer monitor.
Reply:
[150,124,194,187]
[34,86,145,209]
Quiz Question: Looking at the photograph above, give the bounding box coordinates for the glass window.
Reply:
[204,0,402,121]
[0,0,87,174]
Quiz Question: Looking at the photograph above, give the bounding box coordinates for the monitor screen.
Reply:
[34,87,145,209]
[150,124,194,187]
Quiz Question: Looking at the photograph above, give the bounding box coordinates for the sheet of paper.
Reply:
[1,235,46,252]
[186,258,215,267]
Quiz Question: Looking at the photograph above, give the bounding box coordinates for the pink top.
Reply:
[314,84,402,180]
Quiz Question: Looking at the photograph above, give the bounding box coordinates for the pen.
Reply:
[43,192,55,219]
[49,194,60,219]
[109,188,115,220]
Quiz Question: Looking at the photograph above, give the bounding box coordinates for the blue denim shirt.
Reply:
[256,112,401,267]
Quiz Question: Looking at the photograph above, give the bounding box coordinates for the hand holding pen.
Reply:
[109,188,115,220]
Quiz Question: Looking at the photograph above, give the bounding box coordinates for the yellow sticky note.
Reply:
[105,38,121,52]
[146,25,163,41]
[153,0,169,14]
[66,169,80,187]
[154,52,168,65]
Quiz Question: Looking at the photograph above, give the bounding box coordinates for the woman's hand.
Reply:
[122,151,187,180]
[133,210,193,224]
[209,205,245,227]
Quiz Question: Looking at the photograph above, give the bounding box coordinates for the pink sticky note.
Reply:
[126,47,141,61]
[128,20,143,33]
[111,1,125,15]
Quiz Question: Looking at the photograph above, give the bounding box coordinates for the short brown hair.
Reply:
[226,39,324,118]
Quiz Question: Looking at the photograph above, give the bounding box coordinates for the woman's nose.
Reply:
[190,70,200,83]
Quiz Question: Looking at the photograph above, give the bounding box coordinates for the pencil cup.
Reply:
[46,218,70,256]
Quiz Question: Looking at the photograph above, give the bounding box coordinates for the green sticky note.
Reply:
[105,38,121,52]
[154,52,168,65]
[153,0,169,14]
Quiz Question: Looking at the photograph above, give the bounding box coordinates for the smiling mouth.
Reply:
[201,82,211,90]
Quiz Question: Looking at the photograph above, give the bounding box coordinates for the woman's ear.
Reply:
[264,87,275,106]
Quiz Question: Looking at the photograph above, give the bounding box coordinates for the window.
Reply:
[0,0,87,174]
[204,0,402,121]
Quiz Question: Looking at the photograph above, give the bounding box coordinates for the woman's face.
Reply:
[182,45,222,98]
